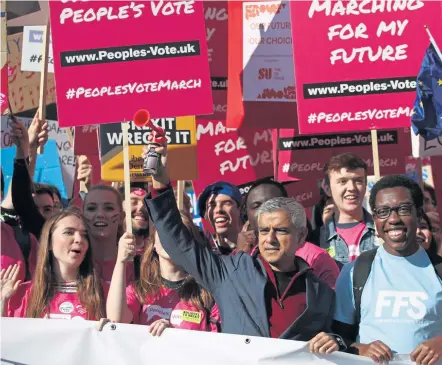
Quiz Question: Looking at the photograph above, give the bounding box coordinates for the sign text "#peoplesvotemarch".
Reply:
[49,0,212,127]
[290,0,442,134]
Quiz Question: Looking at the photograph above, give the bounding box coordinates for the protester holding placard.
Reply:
[333,175,442,362]
[320,153,377,265]
[106,211,220,334]
[118,183,150,253]
[1,210,107,320]
[6,116,50,240]
[118,183,150,280]
[82,185,135,284]
[0,116,48,283]
[141,139,344,351]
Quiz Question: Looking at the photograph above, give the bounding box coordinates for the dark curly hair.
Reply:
[369,175,424,213]
[244,180,288,206]
[242,180,288,222]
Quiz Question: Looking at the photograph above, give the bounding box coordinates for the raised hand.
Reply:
[117,232,136,263]
[0,264,22,303]
[142,132,169,186]
[28,110,48,150]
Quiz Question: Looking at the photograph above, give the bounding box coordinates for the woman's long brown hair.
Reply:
[135,212,214,313]
[26,211,106,320]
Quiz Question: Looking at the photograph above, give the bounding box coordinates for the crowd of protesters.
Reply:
[1,115,441,365]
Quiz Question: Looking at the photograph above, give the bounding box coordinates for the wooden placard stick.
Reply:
[274,129,280,179]
[416,157,424,188]
[371,129,381,181]
[37,18,51,154]
[122,121,132,234]
[177,180,185,211]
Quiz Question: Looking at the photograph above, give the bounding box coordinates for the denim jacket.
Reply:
[319,209,377,265]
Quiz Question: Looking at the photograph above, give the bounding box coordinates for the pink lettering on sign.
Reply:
[193,119,273,195]
[285,180,320,209]
[276,128,411,182]
[0,65,8,114]
[290,0,442,134]
[49,0,212,127]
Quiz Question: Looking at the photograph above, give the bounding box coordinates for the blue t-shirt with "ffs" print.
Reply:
[334,245,442,354]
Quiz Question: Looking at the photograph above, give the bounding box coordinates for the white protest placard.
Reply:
[411,132,442,158]
[242,1,296,103]
[1,116,75,198]
[21,26,54,73]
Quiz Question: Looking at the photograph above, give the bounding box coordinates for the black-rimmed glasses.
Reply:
[373,203,414,220]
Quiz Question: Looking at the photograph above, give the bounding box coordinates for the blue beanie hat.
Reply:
[198,181,242,217]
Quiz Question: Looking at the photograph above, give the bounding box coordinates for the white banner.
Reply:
[21,26,54,73]
[411,132,442,158]
[0,318,430,365]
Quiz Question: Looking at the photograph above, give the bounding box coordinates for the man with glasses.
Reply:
[332,175,442,365]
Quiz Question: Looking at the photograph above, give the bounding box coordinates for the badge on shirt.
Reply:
[170,309,202,326]
[59,302,74,314]
[326,247,336,258]
[182,310,202,324]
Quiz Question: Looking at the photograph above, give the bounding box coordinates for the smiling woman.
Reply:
[1,211,106,320]
[82,185,135,284]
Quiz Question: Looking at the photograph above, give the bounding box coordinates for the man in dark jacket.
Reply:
[141,141,345,353]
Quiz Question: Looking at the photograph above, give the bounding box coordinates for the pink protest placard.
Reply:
[290,1,442,135]
[73,125,99,156]
[276,128,412,182]
[49,1,213,128]
[193,119,274,193]
[204,2,228,120]
[285,180,320,209]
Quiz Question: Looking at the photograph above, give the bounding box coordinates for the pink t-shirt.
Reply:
[7,281,108,320]
[126,284,220,332]
[335,222,366,262]
[1,223,38,281]
[296,242,340,289]
[95,259,135,285]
